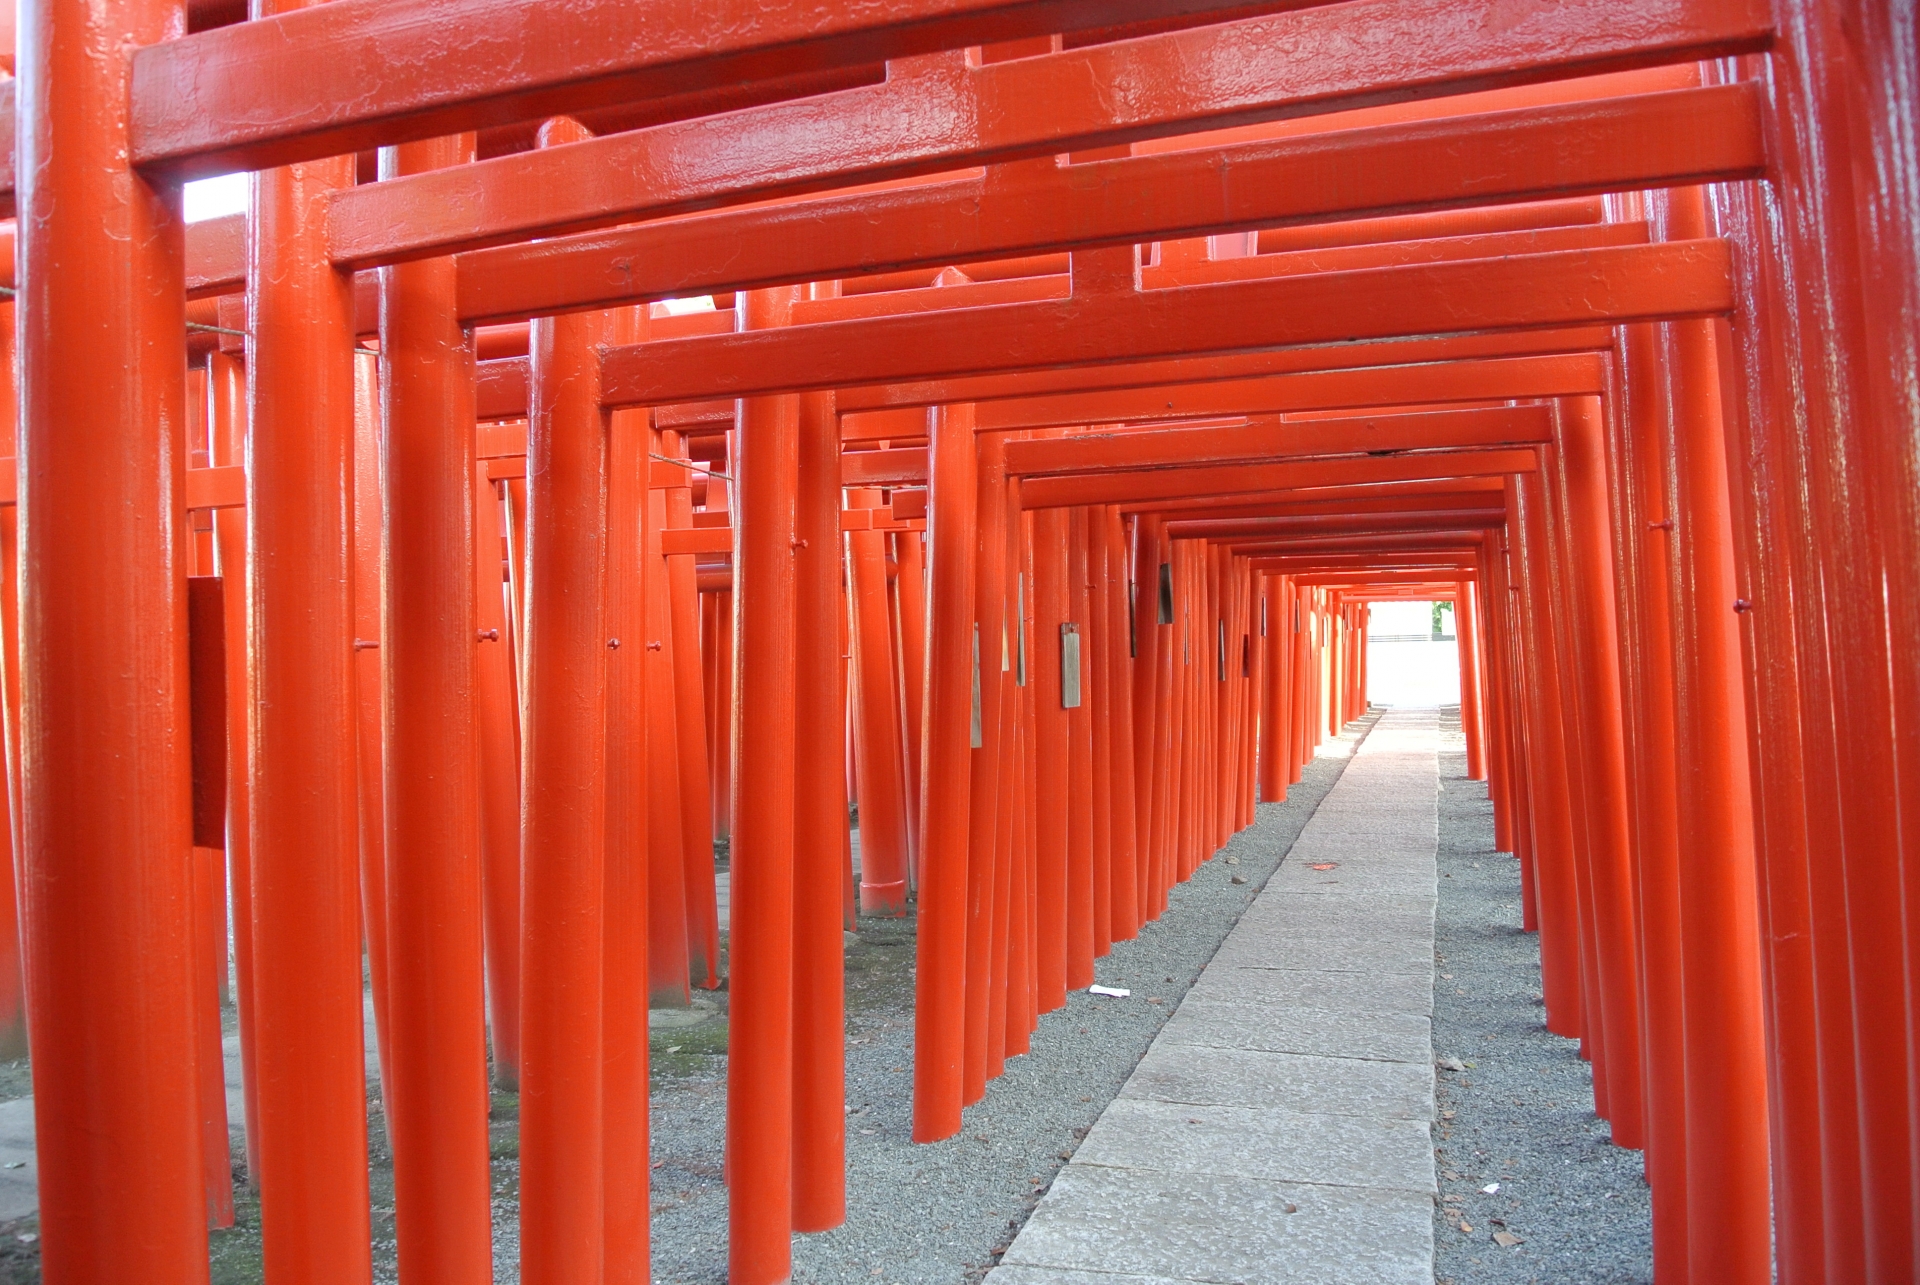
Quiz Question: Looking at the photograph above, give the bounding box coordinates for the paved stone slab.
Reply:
[1158,998,1432,1065]
[1122,1044,1433,1120]
[1188,965,1433,1016]
[996,709,1441,1285]
[1211,930,1432,976]
[995,1164,1432,1285]
[1238,899,1436,939]
[1076,1098,1435,1193]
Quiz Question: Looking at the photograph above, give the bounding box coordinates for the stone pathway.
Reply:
[987,707,1441,1285]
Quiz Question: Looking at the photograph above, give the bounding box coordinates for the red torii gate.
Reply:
[6,1,1919,1284]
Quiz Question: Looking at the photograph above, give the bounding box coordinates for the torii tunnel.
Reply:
[1,0,1915,1279]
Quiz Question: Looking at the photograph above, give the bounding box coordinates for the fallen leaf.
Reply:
[1457,1221,1473,1234]
[1441,1110,1456,1120]
[1310,862,1339,871]
[1283,1203,1298,1214]
[1492,1232,1523,1248]
[1442,1170,1462,1180]
[1230,875,1248,885]
[1438,1057,1467,1072]
[665,1045,681,1054]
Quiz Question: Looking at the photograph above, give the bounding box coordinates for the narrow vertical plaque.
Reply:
[1060,622,1082,709]
[971,623,984,748]
[1015,573,1027,687]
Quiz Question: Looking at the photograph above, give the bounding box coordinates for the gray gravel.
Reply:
[1430,708,1654,1284]
[648,714,1379,1284]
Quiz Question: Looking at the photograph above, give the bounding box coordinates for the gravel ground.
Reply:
[1430,707,1654,1285]
[648,713,1380,1284]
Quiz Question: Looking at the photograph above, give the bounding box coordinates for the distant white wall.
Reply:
[1365,599,1460,707]
[1367,639,1460,707]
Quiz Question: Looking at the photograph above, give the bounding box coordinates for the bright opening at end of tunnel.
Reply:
[1367,598,1460,707]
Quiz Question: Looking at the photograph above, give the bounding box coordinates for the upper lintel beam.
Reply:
[129,0,1278,180]
[326,0,1771,267]
[599,240,1730,406]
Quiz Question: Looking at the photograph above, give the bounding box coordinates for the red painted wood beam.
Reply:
[791,222,1647,326]
[840,332,1608,416]
[1004,406,1550,476]
[1020,447,1538,508]
[1252,548,1484,564]
[487,343,1607,433]
[601,242,1727,405]
[1166,509,1508,539]
[847,407,1547,488]
[451,80,1762,320]
[129,0,1278,179]
[324,0,1770,265]
[1122,476,1508,515]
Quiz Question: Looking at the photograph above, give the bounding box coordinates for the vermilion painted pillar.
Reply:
[1455,584,1484,781]
[1613,315,1689,1285]
[914,402,977,1142]
[1003,698,1033,1058]
[1167,546,1194,878]
[1064,510,1096,987]
[1762,22,1913,1276]
[246,21,373,1274]
[665,431,722,989]
[519,116,613,1285]
[792,388,847,1230]
[1031,507,1071,1011]
[989,478,1026,1068]
[1258,576,1286,802]
[644,476,692,1007]
[350,359,392,1101]
[474,470,523,1090]
[730,286,804,1282]
[1012,513,1041,1046]
[376,133,495,1285]
[1289,584,1310,784]
[603,317,654,1285]
[1087,514,1115,957]
[1552,397,1647,1147]
[208,351,263,1178]
[964,432,1009,1103]
[893,528,928,882]
[703,588,725,834]
[0,308,22,1065]
[1103,508,1140,943]
[847,489,910,914]
[1129,515,1163,920]
[17,4,208,1271]
[1662,222,1770,1282]
[1512,473,1587,1038]
[1713,165,1836,1285]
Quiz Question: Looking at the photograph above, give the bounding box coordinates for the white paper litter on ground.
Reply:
[1088,985,1131,998]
